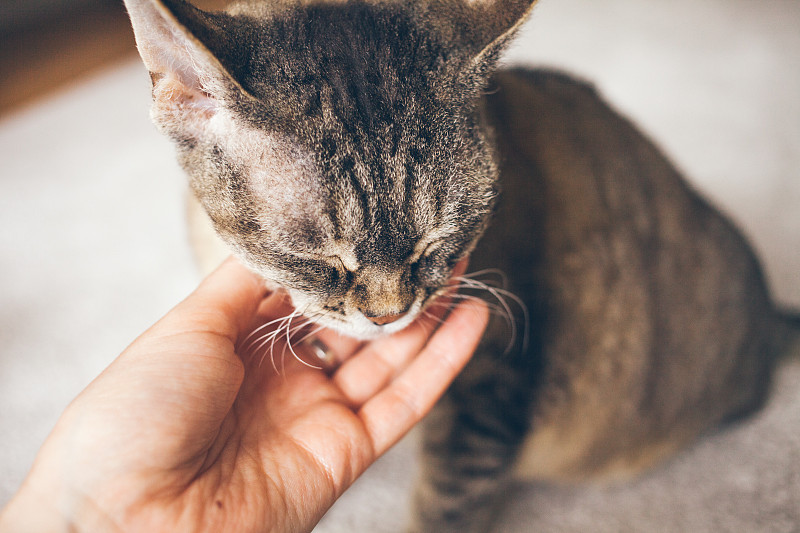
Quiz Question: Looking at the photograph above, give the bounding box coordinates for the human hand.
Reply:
[0,258,487,533]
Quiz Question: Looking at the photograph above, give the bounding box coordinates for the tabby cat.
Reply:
[123,0,798,530]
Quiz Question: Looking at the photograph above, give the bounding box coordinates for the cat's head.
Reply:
[124,0,536,338]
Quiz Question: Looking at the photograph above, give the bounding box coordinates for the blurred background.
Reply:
[1,0,799,530]
[0,0,228,114]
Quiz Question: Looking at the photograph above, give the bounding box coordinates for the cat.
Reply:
[123,0,799,530]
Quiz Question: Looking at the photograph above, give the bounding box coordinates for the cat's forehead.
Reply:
[229,2,449,126]
[208,110,342,230]
[209,108,456,263]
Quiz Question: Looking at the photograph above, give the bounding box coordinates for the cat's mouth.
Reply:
[347,257,471,338]
[284,257,471,340]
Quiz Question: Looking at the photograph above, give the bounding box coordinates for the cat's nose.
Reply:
[364,312,405,326]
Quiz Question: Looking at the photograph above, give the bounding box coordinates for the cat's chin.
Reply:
[303,306,422,341]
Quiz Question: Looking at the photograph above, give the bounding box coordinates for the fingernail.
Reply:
[302,336,337,370]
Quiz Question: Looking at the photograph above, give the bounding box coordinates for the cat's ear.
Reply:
[433,0,538,98]
[123,0,251,137]
[460,0,538,59]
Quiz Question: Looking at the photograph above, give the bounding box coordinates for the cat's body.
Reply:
[411,68,789,530]
[123,0,797,531]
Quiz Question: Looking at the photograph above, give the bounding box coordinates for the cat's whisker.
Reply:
[240,303,337,376]
[459,268,509,289]
[456,278,518,350]
[295,324,326,346]
[443,292,507,316]
[248,331,276,361]
[420,307,447,329]
[255,315,294,374]
[239,314,294,355]
[243,317,287,359]
[274,311,301,376]
[426,293,509,337]
[451,275,530,353]
[253,312,298,373]
[281,311,323,371]
[279,310,298,370]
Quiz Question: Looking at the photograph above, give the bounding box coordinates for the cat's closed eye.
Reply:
[326,257,355,291]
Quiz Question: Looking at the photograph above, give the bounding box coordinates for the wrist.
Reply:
[0,444,123,533]
[0,478,72,533]
[0,478,125,533]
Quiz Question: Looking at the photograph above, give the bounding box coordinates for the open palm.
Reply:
[1,259,487,533]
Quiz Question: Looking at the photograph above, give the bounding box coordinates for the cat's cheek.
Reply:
[150,80,219,143]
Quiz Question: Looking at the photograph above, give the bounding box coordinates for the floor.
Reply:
[1,0,799,530]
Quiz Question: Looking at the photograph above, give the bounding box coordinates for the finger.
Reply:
[329,263,472,404]
[359,299,489,456]
[451,256,469,280]
[331,298,455,406]
[313,329,364,363]
[311,294,455,371]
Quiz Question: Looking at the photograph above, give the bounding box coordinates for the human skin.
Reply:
[0,258,487,533]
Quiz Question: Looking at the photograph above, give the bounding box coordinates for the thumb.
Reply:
[161,257,271,344]
[100,258,270,415]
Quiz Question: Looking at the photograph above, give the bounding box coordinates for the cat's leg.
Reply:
[408,337,536,533]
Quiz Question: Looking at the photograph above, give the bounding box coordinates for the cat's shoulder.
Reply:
[487,67,613,127]
[486,67,629,138]
[492,67,599,100]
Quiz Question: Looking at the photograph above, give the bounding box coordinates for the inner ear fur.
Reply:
[123,0,251,105]
[467,0,538,54]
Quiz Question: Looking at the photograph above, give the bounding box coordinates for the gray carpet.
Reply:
[1,0,798,530]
